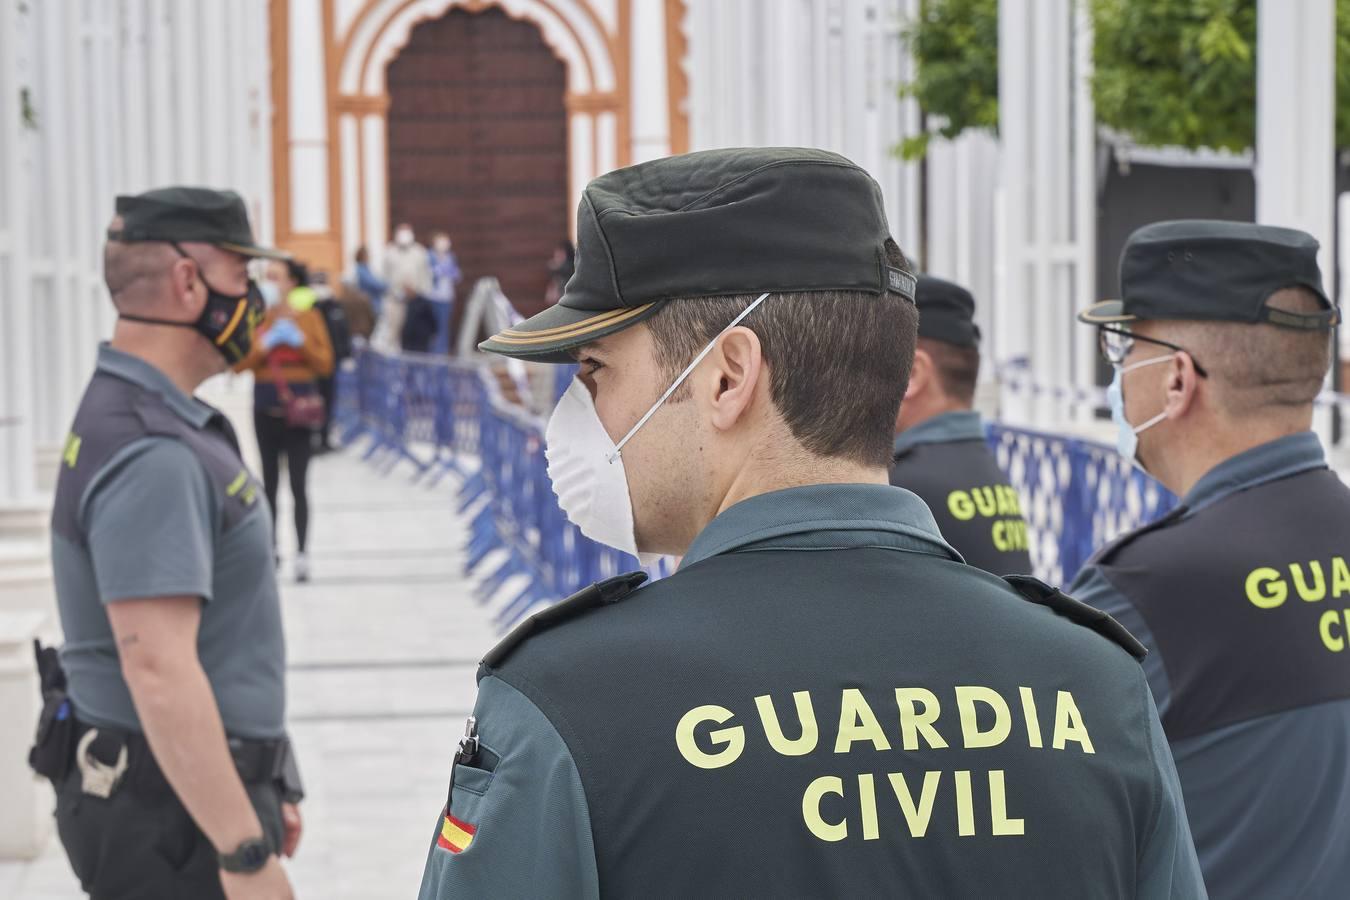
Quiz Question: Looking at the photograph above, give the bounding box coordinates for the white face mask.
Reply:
[259,281,282,308]
[1107,354,1173,463]
[544,292,770,565]
[395,228,414,247]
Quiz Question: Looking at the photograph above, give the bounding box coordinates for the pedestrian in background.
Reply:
[377,223,431,353]
[310,272,354,453]
[544,238,575,306]
[235,258,335,583]
[428,231,461,355]
[354,245,387,319]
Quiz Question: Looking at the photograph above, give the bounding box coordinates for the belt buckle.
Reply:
[76,729,128,799]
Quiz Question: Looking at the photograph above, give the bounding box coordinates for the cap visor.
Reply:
[480,301,664,363]
[217,241,292,261]
[1077,300,1136,325]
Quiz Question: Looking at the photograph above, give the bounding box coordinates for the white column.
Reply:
[147,0,176,180]
[1257,0,1337,438]
[173,1,204,181]
[629,0,671,163]
[289,0,331,233]
[0,0,37,506]
[996,0,1093,428]
[362,114,388,272]
[1257,0,1335,280]
[122,0,151,192]
[570,112,596,225]
[340,113,363,274]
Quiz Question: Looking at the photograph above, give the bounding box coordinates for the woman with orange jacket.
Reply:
[234,259,334,582]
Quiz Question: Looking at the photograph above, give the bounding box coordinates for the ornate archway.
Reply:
[268,0,688,282]
[338,0,625,281]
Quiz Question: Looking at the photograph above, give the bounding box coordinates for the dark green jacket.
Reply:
[421,484,1203,898]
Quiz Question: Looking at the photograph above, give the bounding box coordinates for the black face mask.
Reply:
[120,243,265,365]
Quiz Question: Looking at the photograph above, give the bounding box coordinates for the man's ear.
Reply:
[699,325,764,433]
[1165,351,1202,419]
[905,347,933,402]
[171,255,205,319]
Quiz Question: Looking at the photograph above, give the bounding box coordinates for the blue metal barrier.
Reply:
[987,423,1177,584]
[336,347,1177,626]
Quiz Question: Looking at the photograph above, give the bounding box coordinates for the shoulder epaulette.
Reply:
[1003,574,1147,661]
[1085,505,1189,569]
[479,571,648,673]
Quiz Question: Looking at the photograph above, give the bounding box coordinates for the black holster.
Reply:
[29,639,76,783]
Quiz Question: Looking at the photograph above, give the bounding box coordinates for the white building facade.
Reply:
[0,0,274,857]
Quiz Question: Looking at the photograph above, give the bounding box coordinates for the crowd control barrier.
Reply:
[336,348,1186,624]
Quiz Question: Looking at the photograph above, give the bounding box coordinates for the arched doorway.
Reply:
[385,7,568,320]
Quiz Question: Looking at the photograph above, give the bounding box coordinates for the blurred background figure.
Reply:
[428,232,462,355]
[400,281,439,355]
[544,239,575,307]
[235,260,335,583]
[335,274,377,344]
[353,246,387,320]
[377,225,431,353]
[309,272,354,453]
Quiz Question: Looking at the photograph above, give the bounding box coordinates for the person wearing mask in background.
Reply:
[235,259,335,583]
[354,246,387,319]
[890,275,1033,575]
[1070,220,1348,898]
[379,224,431,354]
[544,239,575,307]
[309,272,354,453]
[35,187,303,899]
[400,279,439,355]
[428,232,462,355]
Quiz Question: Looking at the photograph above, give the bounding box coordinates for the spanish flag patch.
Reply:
[437,810,476,854]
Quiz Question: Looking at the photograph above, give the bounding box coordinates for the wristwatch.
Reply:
[219,837,272,874]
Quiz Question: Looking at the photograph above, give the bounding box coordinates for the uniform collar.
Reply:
[1183,431,1328,513]
[679,483,962,571]
[893,410,985,457]
[96,344,215,429]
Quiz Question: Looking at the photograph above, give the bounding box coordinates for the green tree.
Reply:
[897,0,1000,160]
[1092,0,1256,152]
[899,0,1350,155]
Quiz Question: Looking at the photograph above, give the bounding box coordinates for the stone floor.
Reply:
[0,375,505,899]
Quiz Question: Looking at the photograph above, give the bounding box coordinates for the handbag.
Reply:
[267,354,326,430]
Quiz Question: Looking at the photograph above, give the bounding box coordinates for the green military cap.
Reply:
[480,147,917,362]
[107,186,289,260]
[1079,219,1338,330]
[916,275,980,349]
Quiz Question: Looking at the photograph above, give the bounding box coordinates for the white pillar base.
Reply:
[0,610,54,860]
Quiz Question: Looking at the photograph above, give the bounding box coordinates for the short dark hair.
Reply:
[919,337,980,406]
[284,258,310,287]
[646,240,917,467]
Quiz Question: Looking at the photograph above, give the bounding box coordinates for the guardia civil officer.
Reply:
[891,275,1033,574]
[1071,220,1349,899]
[32,188,303,899]
[417,148,1203,898]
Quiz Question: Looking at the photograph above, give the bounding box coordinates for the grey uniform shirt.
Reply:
[1071,433,1350,899]
[421,484,1203,898]
[51,345,285,739]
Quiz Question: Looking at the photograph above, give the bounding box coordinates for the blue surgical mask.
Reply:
[1108,355,1174,463]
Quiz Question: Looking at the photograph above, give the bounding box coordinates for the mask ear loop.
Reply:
[1117,353,1177,435]
[607,292,770,464]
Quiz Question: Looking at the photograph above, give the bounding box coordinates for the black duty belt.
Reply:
[73,720,298,798]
